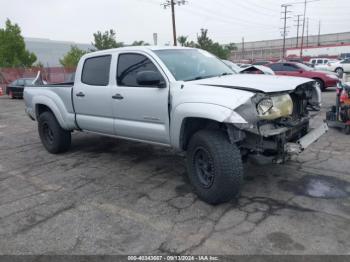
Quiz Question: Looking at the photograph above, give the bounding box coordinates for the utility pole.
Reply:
[299,0,320,58]
[317,20,321,46]
[300,0,307,58]
[161,0,188,46]
[281,4,292,60]
[294,14,303,48]
[242,37,245,60]
[306,17,309,47]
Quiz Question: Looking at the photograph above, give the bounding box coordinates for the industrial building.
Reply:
[230,31,350,62]
[25,38,92,66]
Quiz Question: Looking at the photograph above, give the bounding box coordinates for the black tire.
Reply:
[186,129,243,204]
[314,78,325,92]
[335,68,344,78]
[38,111,71,154]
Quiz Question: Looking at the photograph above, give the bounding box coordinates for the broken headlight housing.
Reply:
[257,94,293,120]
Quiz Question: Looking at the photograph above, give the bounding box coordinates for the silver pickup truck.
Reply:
[24,46,328,204]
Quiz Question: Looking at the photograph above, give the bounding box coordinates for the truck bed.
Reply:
[24,83,77,130]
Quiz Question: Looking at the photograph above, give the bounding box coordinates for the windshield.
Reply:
[24,79,35,85]
[154,49,235,81]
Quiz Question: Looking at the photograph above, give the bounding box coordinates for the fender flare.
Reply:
[33,95,75,130]
[170,103,247,149]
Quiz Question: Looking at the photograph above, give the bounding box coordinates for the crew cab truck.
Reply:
[24,46,328,204]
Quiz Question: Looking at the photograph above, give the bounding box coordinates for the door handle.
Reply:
[112,94,124,100]
[76,92,85,97]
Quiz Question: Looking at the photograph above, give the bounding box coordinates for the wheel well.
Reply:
[36,104,53,119]
[312,77,325,87]
[180,118,223,150]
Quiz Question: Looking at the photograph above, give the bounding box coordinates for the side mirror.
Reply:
[136,71,165,87]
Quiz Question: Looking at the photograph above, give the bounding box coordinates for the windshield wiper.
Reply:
[220,72,234,76]
[220,72,233,76]
[184,75,216,82]
[184,73,234,82]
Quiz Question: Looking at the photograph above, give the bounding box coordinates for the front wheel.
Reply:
[38,111,71,154]
[186,129,243,204]
[314,79,325,92]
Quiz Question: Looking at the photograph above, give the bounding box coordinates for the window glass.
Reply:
[268,63,284,71]
[81,55,111,86]
[316,59,322,64]
[17,79,24,86]
[154,49,234,81]
[24,79,34,85]
[117,53,163,86]
[282,64,299,71]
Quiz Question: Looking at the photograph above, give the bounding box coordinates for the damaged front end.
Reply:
[229,81,327,164]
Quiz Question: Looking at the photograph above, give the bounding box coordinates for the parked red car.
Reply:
[266,62,340,91]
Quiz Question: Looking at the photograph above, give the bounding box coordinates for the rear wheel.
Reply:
[38,111,71,154]
[186,129,243,204]
[335,68,344,78]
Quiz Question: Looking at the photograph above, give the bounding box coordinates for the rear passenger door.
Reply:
[73,55,115,134]
[112,52,170,144]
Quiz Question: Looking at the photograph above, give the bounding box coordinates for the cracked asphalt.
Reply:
[0,88,349,255]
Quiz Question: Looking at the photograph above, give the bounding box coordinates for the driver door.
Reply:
[112,52,170,144]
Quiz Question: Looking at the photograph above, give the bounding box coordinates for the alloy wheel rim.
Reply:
[193,147,215,188]
[43,123,54,144]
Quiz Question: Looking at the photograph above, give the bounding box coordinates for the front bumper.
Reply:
[284,122,328,154]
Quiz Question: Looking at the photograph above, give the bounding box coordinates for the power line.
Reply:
[294,14,303,48]
[298,0,320,58]
[161,0,188,46]
[281,4,292,59]
[317,20,321,46]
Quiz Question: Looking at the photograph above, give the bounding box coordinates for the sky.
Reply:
[1,0,350,45]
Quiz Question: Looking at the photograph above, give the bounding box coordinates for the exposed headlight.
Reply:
[326,74,339,80]
[257,94,293,120]
[257,98,273,115]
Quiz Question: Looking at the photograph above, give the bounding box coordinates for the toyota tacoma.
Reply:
[24,46,328,204]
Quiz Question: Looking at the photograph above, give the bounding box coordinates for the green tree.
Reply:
[131,40,150,46]
[177,35,188,46]
[226,42,237,51]
[33,61,44,68]
[59,45,87,68]
[92,29,123,50]
[195,28,235,59]
[0,19,37,67]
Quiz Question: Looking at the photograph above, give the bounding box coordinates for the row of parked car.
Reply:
[223,60,340,91]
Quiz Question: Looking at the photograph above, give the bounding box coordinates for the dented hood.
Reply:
[189,74,314,93]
